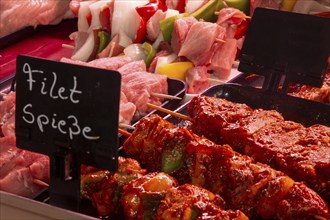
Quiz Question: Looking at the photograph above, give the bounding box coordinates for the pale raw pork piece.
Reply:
[147,10,166,41]
[0,167,45,198]
[0,135,20,171]
[171,17,198,54]
[2,115,15,138]
[0,92,16,129]
[0,0,74,37]
[88,55,132,70]
[122,71,167,115]
[216,7,247,39]
[119,92,136,125]
[209,38,237,80]
[61,55,132,70]
[0,134,50,198]
[178,22,222,66]
[117,60,146,75]
[191,25,227,68]
[60,57,93,67]
[185,66,210,94]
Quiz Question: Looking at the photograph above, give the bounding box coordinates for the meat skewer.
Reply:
[146,95,330,204]
[186,96,330,204]
[81,157,248,219]
[122,114,330,219]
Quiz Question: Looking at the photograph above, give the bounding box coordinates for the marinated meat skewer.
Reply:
[122,114,329,219]
[81,157,247,219]
[122,173,248,220]
[187,96,330,203]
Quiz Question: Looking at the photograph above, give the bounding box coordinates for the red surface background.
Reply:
[0,19,77,81]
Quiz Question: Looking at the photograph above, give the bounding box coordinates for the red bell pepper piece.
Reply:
[133,16,147,43]
[134,0,166,43]
[176,0,186,13]
[86,12,92,26]
[234,18,250,39]
[136,0,166,22]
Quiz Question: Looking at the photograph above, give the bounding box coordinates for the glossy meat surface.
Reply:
[187,96,330,204]
[123,114,329,219]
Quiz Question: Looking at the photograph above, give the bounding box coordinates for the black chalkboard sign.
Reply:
[239,8,330,93]
[15,55,121,210]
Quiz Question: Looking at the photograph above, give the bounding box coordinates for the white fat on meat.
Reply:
[178,22,222,66]
[209,38,237,80]
[147,10,166,41]
[171,16,198,54]
[185,66,210,94]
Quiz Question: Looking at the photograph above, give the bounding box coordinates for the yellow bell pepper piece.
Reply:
[157,62,194,80]
[281,0,297,12]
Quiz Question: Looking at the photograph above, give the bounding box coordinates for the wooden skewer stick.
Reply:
[118,128,132,137]
[32,179,49,187]
[215,38,226,43]
[150,93,182,100]
[214,11,251,20]
[314,215,327,220]
[108,42,116,57]
[233,60,239,67]
[62,43,75,50]
[208,78,226,84]
[146,103,193,121]
[119,123,135,130]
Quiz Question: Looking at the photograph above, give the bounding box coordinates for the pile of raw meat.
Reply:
[0,0,74,38]
[0,92,50,198]
[61,55,168,125]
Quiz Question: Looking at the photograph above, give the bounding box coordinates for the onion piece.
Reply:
[88,0,112,32]
[78,1,95,32]
[185,0,206,14]
[111,0,149,40]
[71,29,100,61]
[154,53,178,74]
[119,29,133,48]
[123,43,147,62]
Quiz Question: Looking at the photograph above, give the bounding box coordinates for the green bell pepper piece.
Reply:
[191,0,225,22]
[161,142,185,173]
[142,42,157,67]
[97,31,111,54]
